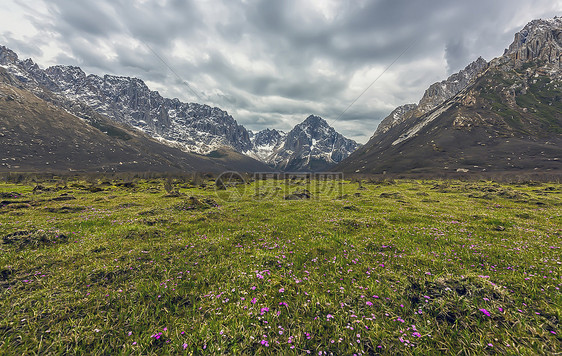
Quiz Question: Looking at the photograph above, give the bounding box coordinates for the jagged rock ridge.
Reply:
[503,17,562,69]
[373,104,417,137]
[372,57,488,138]
[0,49,253,155]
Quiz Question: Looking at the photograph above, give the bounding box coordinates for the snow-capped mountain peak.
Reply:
[271,115,360,171]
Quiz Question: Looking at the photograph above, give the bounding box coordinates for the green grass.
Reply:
[0,178,561,354]
[515,76,562,133]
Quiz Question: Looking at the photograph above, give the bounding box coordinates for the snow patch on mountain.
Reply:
[0,45,360,170]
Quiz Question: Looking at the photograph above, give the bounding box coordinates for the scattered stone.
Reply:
[284,190,311,200]
[33,185,51,192]
[379,192,402,198]
[116,182,136,188]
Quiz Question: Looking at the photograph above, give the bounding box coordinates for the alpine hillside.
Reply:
[336,17,562,175]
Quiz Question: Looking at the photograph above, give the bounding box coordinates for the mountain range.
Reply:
[336,17,562,175]
[1,17,561,175]
[0,46,358,172]
[0,65,271,173]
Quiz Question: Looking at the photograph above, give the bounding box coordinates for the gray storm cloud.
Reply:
[1,0,560,142]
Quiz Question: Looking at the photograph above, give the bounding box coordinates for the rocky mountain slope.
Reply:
[247,115,360,171]
[0,67,270,173]
[0,47,252,155]
[372,57,488,138]
[336,17,562,175]
[0,46,359,171]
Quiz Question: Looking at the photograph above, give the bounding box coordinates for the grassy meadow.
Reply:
[0,176,560,354]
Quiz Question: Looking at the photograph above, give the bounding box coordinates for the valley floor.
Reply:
[0,177,560,354]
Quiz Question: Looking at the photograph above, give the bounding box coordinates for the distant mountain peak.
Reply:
[245,115,359,171]
[302,114,327,125]
[278,115,359,171]
[0,45,18,65]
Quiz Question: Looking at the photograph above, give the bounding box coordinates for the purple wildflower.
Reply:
[479,308,491,317]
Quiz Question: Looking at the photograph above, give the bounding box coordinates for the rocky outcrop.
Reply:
[415,57,488,114]
[503,17,562,69]
[372,104,417,137]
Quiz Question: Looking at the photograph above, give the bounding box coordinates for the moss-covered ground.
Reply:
[0,178,560,354]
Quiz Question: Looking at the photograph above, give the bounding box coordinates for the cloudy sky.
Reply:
[1,0,560,142]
